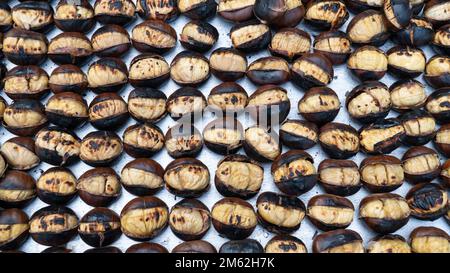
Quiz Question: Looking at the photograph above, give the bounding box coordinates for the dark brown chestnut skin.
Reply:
[45,92,89,129]
[367,234,411,253]
[243,126,281,162]
[433,24,450,55]
[54,0,95,33]
[247,85,290,124]
[211,197,257,239]
[0,3,12,33]
[120,158,165,196]
[392,17,435,47]
[312,229,364,253]
[41,246,72,253]
[318,123,359,159]
[166,87,207,120]
[279,119,318,150]
[136,0,178,21]
[434,124,450,158]
[180,21,218,53]
[94,0,136,25]
[48,32,93,65]
[307,194,354,231]
[29,206,79,246]
[304,0,348,30]
[406,183,448,221]
[169,198,211,241]
[88,93,129,130]
[91,24,131,57]
[164,158,210,198]
[84,246,122,253]
[390,80,426,112]
[0,209,29,251]
[441,159,450,187]
[77,167,121,207]
[313,30,351,65]
[426,88,450,124]
[269,28,311,62]
[172,240,217,253]
[165,123,203,158]
[36,167,78,205]
[230,20,271,52]
[49,65,88,94]
[253,0,305,28]
[79,131,123,167]
[35,127,81,166]
[399,109,436,146]
[207,82,248,113]
[126,242,169,253]
[359,193,410,234]
[128,88,167,123]
[0,171,36,209]
[246,57,290,85]
[12,1,54,33]
[424,55,450,89]
[271,150,317,196]
[131,20,177,54]
[217,0,255,22]
[386,46,426,79]
[203,118,243,155]
[359,155,404,193]
[291,53,334,90]
[178,0,216,19]
[298,87,340,125]
[410,226,450,253]
[219,239,264,253]
[265,234,307,253]
[424,0,450,27]
[256,191,305,234]
[347,46,387,82]
[344,0,382,13]
[4,65,49,100]
[402,146,441,184]
[3,29,48,65]
[79,208,121,247]
[209,48,247,81]
[170,51,210,86]
[318,159,361,196]
[214,154,263,199]
[0,137,38,171]
[3,99,48,137]
[120,196,169,241]
[346,10,390,46]
[359,118,405,155]
[87,57,128,93]
[383,0,412,31]
[129,54,169,88]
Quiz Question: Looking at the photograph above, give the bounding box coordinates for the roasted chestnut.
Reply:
[0,171,36,209]
[399,109,436,146]
[318,122,359,159]
[253,0,305,28]
[123,123,164,158]
[128,88,167,123]
[312,229,364,253]
[45,92,88,129]
[434,124,450,157]
[91,24,131,57]
[217,0,255,22]
[247,85,290,124]
[87,57,128,93]
[172,240,217,253]
[0,137,39,171]
[246,57,290,85]
[48,32,92,65]
[136,0,178,21]
[80,131,123,167]
[392,17,435,47]
[35,127,80,166]
[41,246,71,253]
[367,234,411,253]
[126,242,169,253]
[4,65,49,100]
[318,159,361,196]
[170,51,210,86]
[3,99,48,137]
[3,29,48,65]
[291,53,334,89]
[441,159,450,187]
[131,20,177,54]
[269,28,310,62]
[424,55,450,89]
[215,154,263,199]
[164,158,210,197]
[279,119,318,150]
[345,0,383,13]
[166,87,207,120]
[54,0,95,32]
[390,80,426,112]
[203,118,243,155]
[359,118,405,154]
[410,0,426,14]
[360,155,404,192]
[129,54,169,89]
[165,124,203,158]
[208,82,248,113]
[346,10,390,46]
[36,167,77,205]
[304,0,348,30]
[84,246,122,253]
[230,20,271,52]
[313,30,351,65]
[79,208,121,247]
[77,167,121,207]
[402,146,441,184]
[180,20,218,52]
[94,0,136,25]
[307,194,354,231]
[120,158,164,196]
[89,93,128,130]
[383,0,412,30]
[12,1,53,33]
[424,0,450,27]
[178,0,216,19]
[49,65,88,94]
[298,87,340,125]
[0,97,7,122]
[347,46,387,81]
[0,3,12,33]
[219,239,264,253]
[169,198,211,241]
[120,196,168,241]
[426,88,450,124]
[209,48,247,81]
[29,206,78,246]
[243,125,281,162]
[0,209,29,251]
[387,46,426,79]
[410,226,450,253]
[211,197,257,239]
[433,24,450,55]
[265,235,307,253]
[406,183,448,220]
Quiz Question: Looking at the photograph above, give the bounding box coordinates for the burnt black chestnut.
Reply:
[80,131,123,167]
[91,24,131,57]
[54,0,95,32]
[84,246,122,253]
[360,155,404,193]
[169,198,211,241]
[120,158,165,196]
[35,127,81,166]
[87,57,128,93]
[128,88,167,123]
[0,208,29,251]
[79,207,121,247]
[77,167,121,207]
[164,158,210,198]
[219,239,264,253]
[307,194,354,231]
[383,0,412,30]
[279,119,318,150]
[402,146,441,184]
[165,124,203,158]
[49,65,88,94]
[406,183,448,221]
[45,92,89,129]
[0,137,39,171]
[318,159,361,196]
[209,48,247,81]
[253,0,305,28]
[180,21,218,52]
[3,99,48,137]
[36,167,78,205]
[48,32,93,65]
[89,93,129,130]
[392,17,435,47]
[4,65,49,100]
[312,229,364,253]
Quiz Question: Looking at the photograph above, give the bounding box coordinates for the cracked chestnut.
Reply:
[243,125,281,162]
[402,146,441,183]
[367,234,411,253]
[12,1,53,33]
[166,87,207,120]
[126,242,168,253]
[390,80,426,112]
[269,28,310,62]
[219,239,264,253]
[0,137,38,171]
[136,0,178,21]
[247,85,290,124]
[393,17,434,47]
[209,48,247,81]
[89,93,129,130]
[77,167,121,207]
[246,57,290,85]
[91,24,131,57]
[208,82,248,113]
[87,57,128,93]
[312,229,364,253]
[291,53,334,89]
[279,119,318,150]
[304,0,348,30]
[313,30,351,65]
[123,123,165,158]
[3,99,47,137]
[399,109,436,146]
[129,54,169,88]
[84,246,122,253]
[387,46,426,78]
[36,167,77,205]
[217,0,255,22]
[346,10,389,46]
[433,24,450,55]
[298,87,340,125]
[169,198,211,241]
[0,3,11,33]
[253,0,305,28]
[3,29,48,65]
[4,65,49,100]
[164,158,210,198]
[172,240,217,253]
[165,124,203,158]
[79,207,121,247]
[0,208,29,251]
[230,20,271,52]
[131,20,177,54]
[80,131,123,167]
[170,51,210,86]
[54,0,95,32]
[359,155,404,192]
[178,0,216,19]
[424,0,450,27]
[307,194,354,231]
[424,55,450,89]
[318,122,359,159]
[426,88,450,124]
[383,0,412,30]
[203,118,243,155]
[180,21,218,52]
[441,159,450,187]
[128,88,167,123]
[49,65,88,94]
[406,183,448,220]
[94,0,136,25]
[318,159,361,196]
[35,127,81,166]
[410,226,450,253]
[434,124,450,157]
[121,158,164,196]
[347,46,387,81]
[0,171,36,209]
[359,118,405,154]
[45,92,88,129]
[48,32,92,65]
[265,235,307,253]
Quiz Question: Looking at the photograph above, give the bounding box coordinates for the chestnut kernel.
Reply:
[410,226,450,253]
[94,0,136,25]
[208,82,248,113]
[217,0,255,22]
[126,242,169,253]
[77,167,121,207]
[203,118,243,155]
[0,171,36,209]
[91,24,131,57]
[298,87,340,125]
[318,159,361,196]
[136,0,178,21]
[4,65,49,100]
[406,183,448,220]
[131,20,177,54]
[209,48,247,81]
[243,125,281,162]
[367,234,411,253]
[426,87,450,124]
[265,235,307,253]
[246,56,290,85]
[424,0,450,27]
[219,239,264,253]
[279,119,318,150]
[120,158,164,196]
[433,24,450,55]
[312,229,364,253]
[180,20,218,52]
[0,3,12,33]
[172,240,217,253]
[3,99,48,137]
[80,131,123,167]
[164,158,210,198]
[230,20,271,52]
[347,46,388,81]
[166,87,207,120]
[0,137,39,171]
[45,92,89,129]
[424,55,450,89]
[399,109,436,146]
[48,32,93,65]
[89,93,129,130]
[35,127,81,166]
[129,54,170,88]
[128,88,167,123]
[36,167,77,205]
[253,0,305,28]
[304,0,348,30]
[307,194,354,231]
[54,0,95,33]
[387,46,426,78]
[247,85,290,124]
[12,1,53,33]
[313,30,351,65]
[390,79,426,112]
[87,57,128,93]
[3,29,48,65]
[170,51,210,86]
[359,155,404,193]
[123,123,164,158]
[402,146,441,184]
[359,118,405,154]
[0,208,29,251]
[319,122,359,159]
[434,124,450,157]
[49,65,88,94]
[441,159,450,187]
[169,198,211,241]
[79,207,121,247]
[291,53,334,89]
[270,28,311,62]
[346,10,390,46]
[165,124,203,158]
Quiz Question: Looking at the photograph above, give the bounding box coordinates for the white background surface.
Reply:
[4,0,448,253]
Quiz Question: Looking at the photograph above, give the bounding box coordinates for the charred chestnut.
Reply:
[92,24,130,57]
[265,235,307,253]
[211,197,257,239]
[3,99,48,137]
[208,82,248,113]
[360,155,404,192]
[347,46,387,81]
[128,88,167,123]
[164,158,210,197]
[390,80,426,112]
[12,1,53,33]
[367,234,411,253]
[209,48,247,81]
[129,54,169,88]
[180,21,218,52]
[313,30,351,65]
[406,183,448,220]
[3,29,48,65]
[49,65,88,94]
[426,88,450,124]
[0,209,29,251]
[402,146,441,183]
[77,167,121,207]
[89,93,128,130]
[131,20,177,54]
[279,119,318,150]
[0,137,38,171]
[319,122,359,159]
[169,198,211,241]
[41,246,72,253]
[166,87,207,120]
[254,0,305,28]
[203,118,243,155]
[215,154,263,199]
[36,167,77,205]
[87,57,128,93]
[269,28,310,62]
[247,85,290,124]
[346,10,389,46]
[136,0,178,21]
[165,124,203,158]
[399,109,436,146]
[80,131,123,167]
[178,0,216,19]
[243,126,281,162]
[0,3,12,33]
[298,87,340,125]
[424,55,450,89]
[0,171,36,208]
[312,229,364,253]
[54,0,95,32]
[94,0,136,25]
[172,240,217,253]
[120,196,168,241]
[79,208,121,247]
[246,57,290,85]
[48,32,92,65]
[217,0,255,22]
[392,17,434,47]
[120,158,164,196]
[291,53,334,89]
[304,0,348,30]
[4,65,49,100]
[219,239,264,253]
[318,159,361,196]
[359,118,405,154]
[434,124,450,157]
[307,194,354,231]
[383,0,412,30]
[126,242,169,253]
[170,51,210,86]
[345,0,383,13]
[29,206,78,246]
[230,20,271,52]
[35,127,80,166]
[410,226,450,253]
[45,92,88,129]
[123,123,164,158]
[424,0,450,27]
[433,24,450,55]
